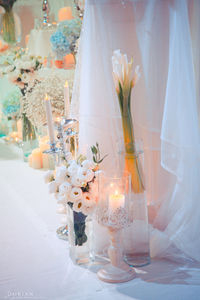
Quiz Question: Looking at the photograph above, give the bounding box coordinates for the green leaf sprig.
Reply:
[91,142,108,164]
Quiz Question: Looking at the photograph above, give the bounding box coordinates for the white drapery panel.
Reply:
[71,0,200,261]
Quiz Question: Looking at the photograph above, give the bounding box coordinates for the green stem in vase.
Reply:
[2,10,16,44]
[118,84,144,193]
[22,113,36,142]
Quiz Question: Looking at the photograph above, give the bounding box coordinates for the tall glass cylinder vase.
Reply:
[67,205,93,265]
[2,10,16,44]
[119,141,150,267]
[21,113,38,162]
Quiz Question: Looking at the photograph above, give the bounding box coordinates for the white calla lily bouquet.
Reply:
[112,50,144,193]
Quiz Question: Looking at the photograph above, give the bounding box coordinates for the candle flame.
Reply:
[55,117,61,123]
[45,94,49,101]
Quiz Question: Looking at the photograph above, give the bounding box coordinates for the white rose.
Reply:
[59,181,71,196]
[57,193,68,205]
[44,170,55,183]
[71,176,83,187]
[55,166,67,184]
[69,187,82,202]
[67,161,79,176]
[78,167,94,183]
[73,199,83,213]
[81,159,96,170]
[48,181,58,194]
[83,192,96,206]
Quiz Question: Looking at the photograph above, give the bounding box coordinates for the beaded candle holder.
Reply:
[96,172,136,283]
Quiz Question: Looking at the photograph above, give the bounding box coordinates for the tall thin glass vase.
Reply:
[119,141,150,267]
[2,10,16,44]
[21,114,38,161]
[67,205,93,265]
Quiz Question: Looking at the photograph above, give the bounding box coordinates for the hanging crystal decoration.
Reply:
[42,0,50,24]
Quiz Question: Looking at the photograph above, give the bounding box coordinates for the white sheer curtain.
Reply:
[71,0,200,261]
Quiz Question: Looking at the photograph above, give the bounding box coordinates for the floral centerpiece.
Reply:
[45,143,106,263]
[112,50,144,193]
[8,54,42,141]
[0,0,17,44]
[50,18,81,66]
[2,52,43,158]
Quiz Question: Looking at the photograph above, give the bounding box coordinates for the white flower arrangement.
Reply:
[45,143,107,216]
[2,53,42,88]
[45,158,98,215]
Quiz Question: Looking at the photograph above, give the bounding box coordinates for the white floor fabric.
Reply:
[0,142,200,300]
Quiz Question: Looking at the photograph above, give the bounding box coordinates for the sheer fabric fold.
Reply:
[71,0,200,261]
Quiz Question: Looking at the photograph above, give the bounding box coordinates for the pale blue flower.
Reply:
[2,86,21,117]
[50,31,71,57]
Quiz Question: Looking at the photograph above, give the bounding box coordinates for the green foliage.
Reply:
[91,142,108,165]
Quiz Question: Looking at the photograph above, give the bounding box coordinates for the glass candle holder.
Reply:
[96,172,136,283]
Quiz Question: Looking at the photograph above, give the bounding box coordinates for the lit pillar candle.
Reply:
[64,81,70,117]
[44,94,55,144]
[58,7,73,21]
[42,153,50,169]
[31,148,43,169]
[109,190,125,212]
[39,140,49,152]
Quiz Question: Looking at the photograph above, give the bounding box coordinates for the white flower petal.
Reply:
[81,159,96,170]
[48,181,58,194]
[71,176,83,187]
[59,181,71,196]
[44,170,55,183]
[73,200,84,213]
[55,166,67,184]
[69,187,82,202]
[83,192,96,206]
[78,168,94,183]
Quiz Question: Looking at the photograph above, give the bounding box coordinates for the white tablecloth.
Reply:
[0,142,200,300]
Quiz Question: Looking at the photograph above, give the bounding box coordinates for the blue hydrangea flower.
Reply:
[58,18,81,38]
[50,31,71,58]
[2,86,21,117]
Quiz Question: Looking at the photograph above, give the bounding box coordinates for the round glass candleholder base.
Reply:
[97,262,136,283]
[124,253,150,268]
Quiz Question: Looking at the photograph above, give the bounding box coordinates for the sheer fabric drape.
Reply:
[71,0,200,261]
